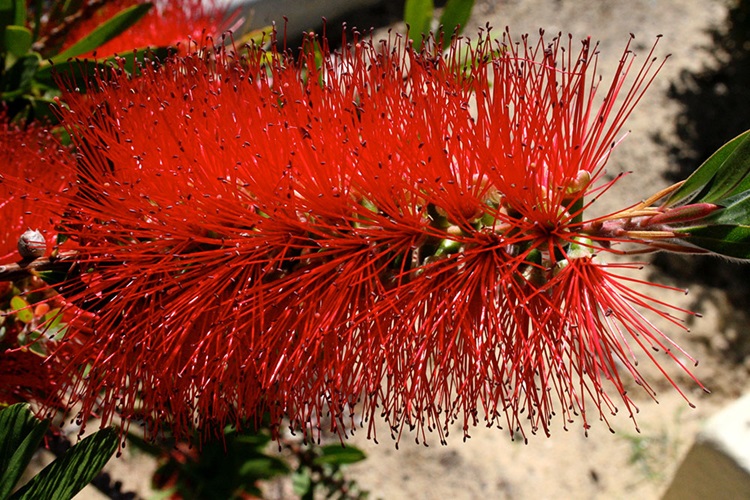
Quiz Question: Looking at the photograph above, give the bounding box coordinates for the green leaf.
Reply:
[37,46,172,90]
[27,95,59,123]
[674,224,750,260]
[292,470,312,497]
[11,427,119,500]
[27,331,47,356]
[3,25,32,57]
[0,403,49,500]
[238,456,289,478]
[404,0,434,50]
[1,53,40,98]
[696,190,750,225]
[11,0,25,26]
[0,1,11,25]
[313,444,367,466]
[31,267,70,286]
[0,0,25,28]
[33,58,105,89]
[43,308,64,331]
[665,130,750,206]
[10,295,33,324]
[700,132,750,203]
[51,3,153,62]
[234,432,271,447]
[122,431,163,457]
[438,0,475,48]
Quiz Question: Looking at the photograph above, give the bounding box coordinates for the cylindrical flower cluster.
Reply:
[41,31,704,442]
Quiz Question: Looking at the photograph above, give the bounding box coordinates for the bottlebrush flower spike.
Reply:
[44,30,707,443]
[0,117,72,264]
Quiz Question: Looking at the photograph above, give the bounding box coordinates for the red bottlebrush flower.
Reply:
[61,0,237,58]
[0,348,67,407]
[43,30,705,443]
[0,117,72,264]
[0,117,73,407]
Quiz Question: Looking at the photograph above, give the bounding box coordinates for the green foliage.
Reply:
[0,1,155,122]
[0,0,26,33]
[313,444,367,466]
[404,0,434,49]
[3,26,33,57]
[439,0,476,47]
[9,296,33,324]
[673,224,750,260]
[2,280,68,357]
[128,426,370,500]
[0,403,118,500]
[666,130,750,206]
[697,190,750,226]
[292,442,368,500]
[0,403,49,499]
[51,3,152,62]
[129,426,290,499]
[659,130,750,259]
[404,0,476,50]
[12,428,119,499]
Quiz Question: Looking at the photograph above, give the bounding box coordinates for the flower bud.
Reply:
[566,170,591,195]
[17,229,46,260]
[645,203,721,226]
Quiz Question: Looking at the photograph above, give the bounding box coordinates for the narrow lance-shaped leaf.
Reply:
[439,0,475,49]
[696,190,750,226]
[10,427,119,500]
[0,404,50,500]
[673,224,750,260]
[665,130,750,207]
[237,455,290,479]
[404,0,434,50]
[37,47,173,91]
[0,0,26,29]
[699,130,750,203]
[11,0,25,25]
[51,3,153,62]
[313,445,367,466]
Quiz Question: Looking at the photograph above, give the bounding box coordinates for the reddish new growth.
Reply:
[46,31,705,443]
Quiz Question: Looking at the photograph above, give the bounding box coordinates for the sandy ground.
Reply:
[69,0,750,498]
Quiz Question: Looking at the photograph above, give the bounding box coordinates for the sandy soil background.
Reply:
[70,0,750,498]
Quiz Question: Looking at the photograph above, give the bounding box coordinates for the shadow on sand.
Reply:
[653,0,750,362]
